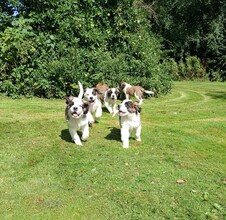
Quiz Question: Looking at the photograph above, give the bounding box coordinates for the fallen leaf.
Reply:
[37,198,43,203]
[176,179,186,184]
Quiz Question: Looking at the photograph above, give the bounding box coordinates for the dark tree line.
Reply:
[145,0,226,81]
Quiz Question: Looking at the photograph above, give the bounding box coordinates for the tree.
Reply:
[0,0,173,98]
[143,0,226,80]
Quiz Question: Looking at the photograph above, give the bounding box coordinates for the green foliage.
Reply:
[185,56,206,79]
[1,0,225,99]
[0,0,173,98]
[145,0,226,81]
[169,56,207,81]
[0,17,37,97]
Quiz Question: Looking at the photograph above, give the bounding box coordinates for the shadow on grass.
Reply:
[61,126,121,143]
[60,129,73,143]
[105,127,121,142]
[206,91,226,100]
[102,107,110,113]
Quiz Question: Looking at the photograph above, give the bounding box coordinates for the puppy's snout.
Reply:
[90,96,93,100]
[73,107,78,111]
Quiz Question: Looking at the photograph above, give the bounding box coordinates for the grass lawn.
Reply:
[0,81,226,219]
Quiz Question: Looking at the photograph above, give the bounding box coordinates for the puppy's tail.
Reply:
[78,81,84,99]
[144,90,154,96]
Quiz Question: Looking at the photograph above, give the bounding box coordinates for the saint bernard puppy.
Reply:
[84,86,103,120]
[95,82,120,115]
[121,82,154,105]
[117,99,142,148]
[65,81,91,146]
[104,88,120,115]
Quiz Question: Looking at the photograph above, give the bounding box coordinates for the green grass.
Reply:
[1,81,226,219]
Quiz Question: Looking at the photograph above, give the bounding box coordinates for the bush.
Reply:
[170,56,207,81]
[0,0,174,98]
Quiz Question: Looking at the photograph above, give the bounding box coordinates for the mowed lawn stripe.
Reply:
[0,81,226,219]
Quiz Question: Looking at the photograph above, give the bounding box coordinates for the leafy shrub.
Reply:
[185,56,206,79]
[169,56,207,81]
[0,0,174,98]
[146,0,226,81]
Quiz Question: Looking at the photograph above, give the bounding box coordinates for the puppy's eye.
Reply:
[125,101,132,107]
[69,102,74,107]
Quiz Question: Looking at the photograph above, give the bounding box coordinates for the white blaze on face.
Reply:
[84,88,97,103]
[69,97,84,118]
[110,88,118,99]
[118,100,132,116]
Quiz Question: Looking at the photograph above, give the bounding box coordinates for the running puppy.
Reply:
[65,81,90,146]
[95,82,109,102]
[117,99,142,148]
[95,82,120,115]
[121,82,154,105]
[104,88,120,115]
[84,86,103,120]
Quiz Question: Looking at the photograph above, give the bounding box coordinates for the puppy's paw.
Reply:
[112,110,118,117]
[95,114,102,118]
[122,142,129,148]
[81,135,89,141]
[74,140,83,146]
[107,108,113,114]
[123,145,129,148]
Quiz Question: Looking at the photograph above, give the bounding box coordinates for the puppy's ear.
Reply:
[133,102,141,114]
[92,88,98,96]
[107,89,112,95]
[121,82,126,89]
[126,101,136,113]
[116,88,120,95]
[65,95,73,104]
[82,101,89,114]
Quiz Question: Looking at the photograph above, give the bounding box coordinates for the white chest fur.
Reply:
[120,113,142,148]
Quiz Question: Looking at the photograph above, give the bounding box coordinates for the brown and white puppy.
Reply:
[84,86,103,120]
[104,88,120,115]
[95,82,109,101]
[117,99,142,148]
[121,82,154,105]
[65,81,91,146]
[95,83,120,115]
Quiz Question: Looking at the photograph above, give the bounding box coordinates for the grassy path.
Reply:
[0,81,226,219]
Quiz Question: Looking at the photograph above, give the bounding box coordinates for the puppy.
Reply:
[84,87,103,120]
[95,82,120,115]
[65,81,90,146]
[117,99,142,148]
[104,88,120,114]
[121,82,154,105]
[95,82,109,101]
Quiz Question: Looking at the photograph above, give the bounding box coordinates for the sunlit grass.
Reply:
[0,81,226,219]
